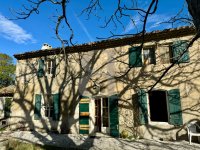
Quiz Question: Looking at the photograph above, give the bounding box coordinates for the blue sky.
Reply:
[0,1,189,63]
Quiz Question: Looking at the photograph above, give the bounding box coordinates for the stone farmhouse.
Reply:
[9,26,200,140]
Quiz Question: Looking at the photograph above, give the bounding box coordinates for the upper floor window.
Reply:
[129,46,156,67]
[171,40,189,63]
[129,40,189,67]
[137,89,183,125]
[46,59,56,75]
[143,48,156,65]
[159,40,189,64]
[159,46,171,64]
[37,58,56,78]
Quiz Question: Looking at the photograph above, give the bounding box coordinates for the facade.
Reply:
[11,26,200,140]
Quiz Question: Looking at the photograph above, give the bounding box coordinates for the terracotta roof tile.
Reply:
[14,26,196,60]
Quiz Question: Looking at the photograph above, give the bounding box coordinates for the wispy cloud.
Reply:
[73,12,94,42]
[0,13,36,44]
[124,13,173,33]
[124,15,141,33]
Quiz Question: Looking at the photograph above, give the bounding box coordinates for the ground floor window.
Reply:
[34,93,60,121]
[137,89,183,125]
[44,102,54,118]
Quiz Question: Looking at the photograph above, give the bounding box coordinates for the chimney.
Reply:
[41,43,52,50]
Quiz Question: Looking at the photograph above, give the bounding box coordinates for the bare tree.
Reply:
[2,0,200,146]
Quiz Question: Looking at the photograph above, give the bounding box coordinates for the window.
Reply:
[159,46,171,64]
[94,98,109,128]
[159,41,189,64]
[137,89,183,125]
[37,59,44,77]
[102,98,109,127]
[95,99,101,132]
[44,95,54,118]
[4,98,12,118]
[34,93,60,121]
[171,41,189,63]
[129,46,156,67]
[46,59,56,75]
[143,48,156,65]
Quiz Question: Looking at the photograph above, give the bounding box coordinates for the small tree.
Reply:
[0,53,15,88]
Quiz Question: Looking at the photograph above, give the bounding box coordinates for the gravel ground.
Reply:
[1,131,200,150]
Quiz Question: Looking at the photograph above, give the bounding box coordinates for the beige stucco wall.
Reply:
[11,34,200,140]
[0,97,4,119]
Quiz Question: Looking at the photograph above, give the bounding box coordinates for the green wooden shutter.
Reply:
[129,46,142,67]
[4,98,12,118]
[51,59,56,77]
[37,59,44,77]
[171,41,189,63]
[79,95,90,134]
[109,94,119,137]
[137,89,148,124]
[34,94,41,120]
[53,93,60,121]
[167,89,183,125]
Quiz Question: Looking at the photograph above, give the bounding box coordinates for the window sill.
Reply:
[45,74,54,78]
[148,121,170,126]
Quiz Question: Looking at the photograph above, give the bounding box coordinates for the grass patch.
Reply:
[0,127,6,131]
[6,139,43,150]
[5,139,67,150]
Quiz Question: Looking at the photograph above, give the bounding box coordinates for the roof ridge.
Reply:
[14,26,196,60]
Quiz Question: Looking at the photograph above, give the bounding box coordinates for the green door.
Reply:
[109,94,119,137]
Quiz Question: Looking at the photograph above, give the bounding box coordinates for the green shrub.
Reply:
[121,130,129,138]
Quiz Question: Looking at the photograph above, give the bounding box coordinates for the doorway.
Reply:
[95,99,101,132]
[94,98,109,133]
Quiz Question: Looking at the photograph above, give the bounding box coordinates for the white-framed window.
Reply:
[129,46,156,68]
[46,59,56,75]
[34,93,60,121]
[137,89,183,126]
[143,48,156,65]
[44,95,54,118]
[102,98,109,127]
